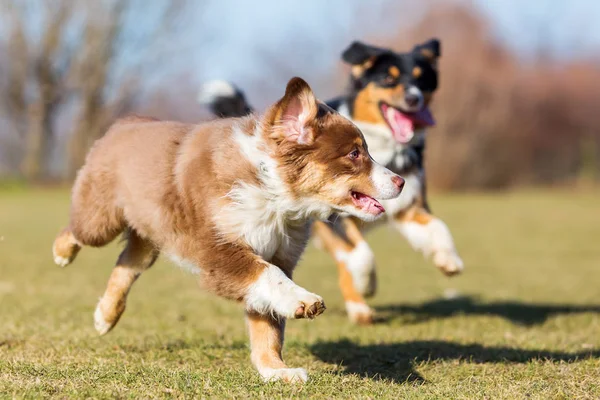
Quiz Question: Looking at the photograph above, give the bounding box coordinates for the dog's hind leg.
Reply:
[94,229,158,335]
[53,228,82,267]
[312,221,374,325]
[393,205,464,276]
[53,165,127,267]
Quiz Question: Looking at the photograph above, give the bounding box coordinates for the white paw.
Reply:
[260,367,308,383]
[433,249,464,276]
[345,301,374,325]
[53,255,70,267]
[94,302,113,336]
[285,289,325,319]
[245,265,325,319]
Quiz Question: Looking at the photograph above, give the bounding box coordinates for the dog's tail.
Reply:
[198,80,254,118]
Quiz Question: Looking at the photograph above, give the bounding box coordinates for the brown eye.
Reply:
[348,149,360,160]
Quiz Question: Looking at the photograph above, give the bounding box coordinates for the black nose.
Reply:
[405,93,420,107]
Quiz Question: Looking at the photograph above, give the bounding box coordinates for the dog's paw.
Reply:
[293,293,326,319]
[345,301,374,325]
[433,249,464,277]
[53,255,71,267]
[94,298,124,336]
[260,367,308,383]
[52,230,81,267]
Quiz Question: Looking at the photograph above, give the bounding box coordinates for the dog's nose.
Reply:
[405,93,421,107]
[391,175,405,192]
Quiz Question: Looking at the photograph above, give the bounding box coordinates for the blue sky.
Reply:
[474,0,600,59]
[179,0,599,106]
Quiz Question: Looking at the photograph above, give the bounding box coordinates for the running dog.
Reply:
[53,77,403,382]
[199,39,464,325]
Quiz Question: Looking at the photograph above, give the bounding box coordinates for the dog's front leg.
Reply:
[244,262,326,320]
[393,205,464,276]
[246,311,309,383]
[198,244,325,382]
[243,261,325,383]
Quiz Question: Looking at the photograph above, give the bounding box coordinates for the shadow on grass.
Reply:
[375,296,600,326]
[310,339,600,384]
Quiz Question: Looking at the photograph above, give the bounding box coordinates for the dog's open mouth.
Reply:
[351,191,385,216]
[380,102,435,144]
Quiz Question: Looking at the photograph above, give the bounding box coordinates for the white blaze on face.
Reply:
[370,160,402,200]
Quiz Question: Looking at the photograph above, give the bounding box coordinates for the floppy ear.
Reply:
[413,38,441,63]
[342,41,387,78]
[267,77,318,145]
[342,41,386,65]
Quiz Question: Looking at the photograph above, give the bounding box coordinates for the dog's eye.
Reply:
[348,149,360,160]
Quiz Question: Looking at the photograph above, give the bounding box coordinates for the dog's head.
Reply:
[263,77,404,221]
[342,39,440,144]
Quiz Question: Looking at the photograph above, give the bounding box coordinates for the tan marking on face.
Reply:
[389,66,400,78]
[412,66,422,78]
[353,82,405,124]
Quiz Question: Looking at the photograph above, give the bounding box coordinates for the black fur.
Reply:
[208,90,253,118]
[340,39,441,173]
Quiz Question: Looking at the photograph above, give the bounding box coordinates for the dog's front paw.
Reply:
[433,249,464,276]
[260,367,308,383]
[345,301,374,325]
[293,292,326,319]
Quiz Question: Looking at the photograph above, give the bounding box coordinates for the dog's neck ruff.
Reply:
[213,123,329,260]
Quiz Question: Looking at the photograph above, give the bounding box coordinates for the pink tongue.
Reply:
[355,193,385,215]
[384,105,436,144]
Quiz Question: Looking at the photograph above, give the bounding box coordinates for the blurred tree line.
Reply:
[0,0,187,181]
[396,5,600,189]
[0,1,598,190]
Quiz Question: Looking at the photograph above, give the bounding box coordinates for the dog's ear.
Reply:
[267,77,318,145]
[342,41,386,65]
[342,41,386,78]
[413,38,441,64]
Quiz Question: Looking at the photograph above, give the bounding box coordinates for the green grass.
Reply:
[1,188,600,399]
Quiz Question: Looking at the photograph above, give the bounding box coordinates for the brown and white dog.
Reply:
[198,39,464,325]
[52,77,403,382]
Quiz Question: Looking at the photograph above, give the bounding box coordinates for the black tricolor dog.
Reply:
[199,39,464,325]
[331,38,439,175]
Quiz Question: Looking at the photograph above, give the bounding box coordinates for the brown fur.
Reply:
[53,77,401,381]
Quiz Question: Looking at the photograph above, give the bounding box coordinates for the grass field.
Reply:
[1,188,600,399]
